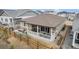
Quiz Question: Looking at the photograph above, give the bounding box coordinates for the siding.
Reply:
[0,16,14,27]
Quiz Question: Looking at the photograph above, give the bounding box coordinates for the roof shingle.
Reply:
[22,14,66,27]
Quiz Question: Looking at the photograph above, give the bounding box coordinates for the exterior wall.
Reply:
[68,14,75,21]
[28,24,32,30]
[50,28,56,41]
[55,23,64,35]
[1,12,7,16]
[0,16,14,27]
[72,31,79,48]
[58,14,67,17]
[20,22,24,27]
[27,31,51,42]
[19,22,64,42]
[26,24,56,41]
[72,32,76,47]
[26,24,51,41]
[50,23,65,41]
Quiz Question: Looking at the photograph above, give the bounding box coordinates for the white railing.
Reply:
[28,31,51,39]
[39,33,51,39]
[28,31,38,35]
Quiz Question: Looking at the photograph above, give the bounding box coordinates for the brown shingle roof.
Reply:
[22,14,66,27]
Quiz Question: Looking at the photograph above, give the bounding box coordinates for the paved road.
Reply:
[62,28,73,49]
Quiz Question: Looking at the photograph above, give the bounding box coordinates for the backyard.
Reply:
[0,27,31,49]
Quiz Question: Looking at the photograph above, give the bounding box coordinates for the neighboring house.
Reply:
[0,10,16,28]
[32,10,44,14]
[57,11,76,21]
[67,13,76,21]
[72,14,79,48]
[33,9,57,15]
[57,11,68,18]
[19,14,66,41]
[0,16,13,27]
[43,10,54,14]
[15,9,38,19]
[0,10,4,16]
[0,22,2,26]
[0,9,38,29]
[13,9,39,29]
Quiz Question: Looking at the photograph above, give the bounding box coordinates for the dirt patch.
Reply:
[7,37,31,49]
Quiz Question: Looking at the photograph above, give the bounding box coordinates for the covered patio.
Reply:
[19,14,66,41]
[27,24,54,40]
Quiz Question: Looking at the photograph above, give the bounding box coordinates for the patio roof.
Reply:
[22,14,66,28]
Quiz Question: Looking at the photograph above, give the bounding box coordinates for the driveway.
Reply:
[62,28,73,49]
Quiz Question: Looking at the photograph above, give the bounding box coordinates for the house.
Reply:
[0,22,2,26]
[57,11,76,21]
[33,9,58,15]
[15,9,38,19]
[72,14,79,48]
[67,12,76,21]
[0,9,38,29]
[19,14,66,42]
[0,10,17,28]
[13,9,39,29]
[57,11,68,18]
[0,10,4,16]
[32,10,44,14]
[43,10,54,14]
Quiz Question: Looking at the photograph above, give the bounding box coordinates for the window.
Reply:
[31,25,37,32]
[5,18,8,22]
[10,18,12,22]
[77,33,79,39]
[1,18,3,21]
[75,33,79,44]
[40,26,50,34]
[24,22,26,26]
[39,26,50,39]
[61,26,65,31]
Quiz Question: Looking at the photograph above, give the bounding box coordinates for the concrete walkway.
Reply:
[62,28,73,49]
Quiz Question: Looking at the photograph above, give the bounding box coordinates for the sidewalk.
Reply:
[62,28,73,49]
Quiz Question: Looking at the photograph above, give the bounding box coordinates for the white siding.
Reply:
[0,16,14,27]
[56,23,64,33]
[52,23,64,40]
[72,32,76,47]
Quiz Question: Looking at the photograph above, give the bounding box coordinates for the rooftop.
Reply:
[22,14,66,27]
[1,9,38,17]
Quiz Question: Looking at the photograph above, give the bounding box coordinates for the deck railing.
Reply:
[39,33,51,39]
[28,31,51,39]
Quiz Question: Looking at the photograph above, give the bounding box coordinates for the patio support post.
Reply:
[37,25,39,35]
[50,28,53,40]
[72,32,76,47]
[27,24,29,33]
